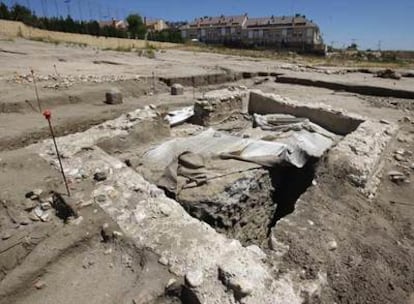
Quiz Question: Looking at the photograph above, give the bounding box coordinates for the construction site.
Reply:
[0,32,413,304]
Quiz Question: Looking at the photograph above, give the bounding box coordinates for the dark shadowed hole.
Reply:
[268,158,317,232]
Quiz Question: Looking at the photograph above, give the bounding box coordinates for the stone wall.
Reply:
[192,88,248,126]
[248,90,399,196]
[249,90,363,135]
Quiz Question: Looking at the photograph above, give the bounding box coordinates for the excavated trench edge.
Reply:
[159,70,282,87]
[276,76,414,99]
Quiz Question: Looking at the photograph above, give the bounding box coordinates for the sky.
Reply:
[3,0,414,50]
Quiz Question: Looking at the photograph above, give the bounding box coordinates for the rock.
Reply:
[69,216,84,225]
[105,88,123,104]
[34,280,46,289]
[25,189,43,200]
[376,69,401,80]
[79,200,93,208]
[218,266,253,298]
[19,217,31,225]
[254,77,270,85]
[158,256,169,266]
[159,203,172,216]
[246,245,266,260]
[82,259,95,269]
[22,199,38,211]
[94,172,107,182]
[122,254,133,268]
[33,206,51,222]
[1,230,13,240]
[388,170,407,183]
[394,154,405,162]
[113,231,123,239]
[33,206,44,218]
[40,201,52,211]
[410,163,414,170]
[171,83,184,95]
[380,119,390,125]
[397,136,408,143]
[95,194,106,203]
[185,269,203,288]
[328,240,338,251]
[101,223,111,242]
[28,211,40,221]
[166,278,177,289]
[33,189,43,196]
[388,170,404,177]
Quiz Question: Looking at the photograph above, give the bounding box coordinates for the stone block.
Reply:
[171,83,184,95]
[104,88,123,104]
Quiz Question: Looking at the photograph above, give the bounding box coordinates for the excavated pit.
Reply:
[171,159,318,247]
[93,87,398,253]
[95,88,366,250]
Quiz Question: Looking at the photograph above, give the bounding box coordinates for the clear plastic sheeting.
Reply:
[144,128,308,169]
[252,113,341,158]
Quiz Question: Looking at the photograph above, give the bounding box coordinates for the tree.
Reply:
[127,14,146,39]
[0,2,10,20]
[347,43,358,51]
[10,4,33,23]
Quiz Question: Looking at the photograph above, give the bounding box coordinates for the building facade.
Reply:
[99,19,128,31]
[145,18,169,32]
[180,14,324,53]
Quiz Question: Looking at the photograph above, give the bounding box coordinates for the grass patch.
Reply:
[0,37,15,42]
[176,43,414,69]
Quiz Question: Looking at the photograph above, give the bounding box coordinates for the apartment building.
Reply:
[144,18,169,32]
[180,14,324,52]
[181,14,247,42]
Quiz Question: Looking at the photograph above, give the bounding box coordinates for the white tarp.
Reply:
[144,128,308,169]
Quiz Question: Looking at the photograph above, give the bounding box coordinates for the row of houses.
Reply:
[97,13,324,53]
[180,14,325,53]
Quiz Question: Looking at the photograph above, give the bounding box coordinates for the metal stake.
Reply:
[30,69,42,113]
[43,110,71,197]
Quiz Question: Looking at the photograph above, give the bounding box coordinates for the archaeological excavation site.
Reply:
[0,38,413,304]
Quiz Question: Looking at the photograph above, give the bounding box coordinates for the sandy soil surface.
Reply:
[0,38,413,304]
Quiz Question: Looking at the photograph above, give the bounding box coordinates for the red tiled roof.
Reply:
[189,15,247,27]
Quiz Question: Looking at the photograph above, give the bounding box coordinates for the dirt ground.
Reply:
[0,38,413,304]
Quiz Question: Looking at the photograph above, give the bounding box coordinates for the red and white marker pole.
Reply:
[43,110,71,197]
